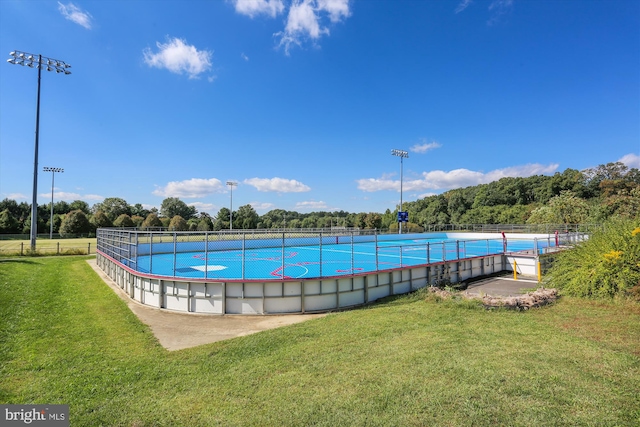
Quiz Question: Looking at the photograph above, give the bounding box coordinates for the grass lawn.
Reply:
[0,237,97,256]
[1,257,638,426]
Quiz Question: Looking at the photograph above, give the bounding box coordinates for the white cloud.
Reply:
[411,140,442,154]
[295,200,328,210]
[57,2,93,29]
[83,194,105,201]
[191,202,217,213]
[241,52,249,61]
[618,153,640,169]
[275,0,351,54]
[250,202,276,211]
[455,0,473,14]
[152,178,224,198]
[232,0,285,18]
[143,37,213,79]
[40,191,80,200]
[357,163,559,193]
[6,193,28,200]
[244,177,311,192]
[417,192,438,199]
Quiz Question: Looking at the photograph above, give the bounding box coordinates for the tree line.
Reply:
[0,162,638,236]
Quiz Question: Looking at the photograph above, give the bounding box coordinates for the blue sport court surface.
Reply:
[133,237,549,281]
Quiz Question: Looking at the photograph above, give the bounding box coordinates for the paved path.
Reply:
[87,260,326,351]
[464,274,540,297]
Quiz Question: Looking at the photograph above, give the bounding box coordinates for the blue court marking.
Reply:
[132,237,549,280]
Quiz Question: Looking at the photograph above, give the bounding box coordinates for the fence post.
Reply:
[204,231,209,280]
[426,242,430,264]
[319,231,323,278]
[375,232,379,271]
[57,242,60,255]
[21,242,23,256]
[351,232,354,273]
[281,232,285,279]
[242,233,246,280]
[173,232,177,277]
[149,233,153,275]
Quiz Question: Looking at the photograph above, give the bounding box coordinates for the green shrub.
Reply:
[59,210,92,237]
[548,218,640,298]
[113,214,134,228]
[168,215,188,231]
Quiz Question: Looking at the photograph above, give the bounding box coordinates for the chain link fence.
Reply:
[97,228,586,280]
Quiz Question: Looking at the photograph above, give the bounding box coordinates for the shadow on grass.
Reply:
[0,258,42,265]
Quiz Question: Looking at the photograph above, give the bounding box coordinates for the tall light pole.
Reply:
[226,181,237,230]
[7,50,71,251]
[43,167,63,239]
[391,149,409,234]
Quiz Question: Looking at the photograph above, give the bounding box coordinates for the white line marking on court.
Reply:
[192,265,227,272]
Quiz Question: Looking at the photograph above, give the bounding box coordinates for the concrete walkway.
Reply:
[87,260,326,351]
[464,274,540,297]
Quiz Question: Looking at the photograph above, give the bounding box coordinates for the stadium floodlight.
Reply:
[226,181,237,230]
[391,149,409,234]
[7,50,72,251]
[43,167,64,239]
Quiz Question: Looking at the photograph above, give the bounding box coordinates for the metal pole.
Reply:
[391,149,409,235]
[49,167,54,239]
[29,55,42,251]
[44,167,63,240]
[400,154,403,235]
[8,51,72,250]
[226,181,237,230]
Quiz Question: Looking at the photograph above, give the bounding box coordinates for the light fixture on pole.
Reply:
[43,167,63,239]
[391,149,409,234]
[226,181,237,230]
[7,50,71,251]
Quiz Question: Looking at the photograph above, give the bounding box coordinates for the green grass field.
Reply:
[0,237,97,256]
[1,256,638,426]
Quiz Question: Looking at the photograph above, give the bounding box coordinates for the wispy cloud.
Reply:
[40,191,81,200]
[295,200,328,210]
[357,162,559,193]
[487,0,514,25]
[619,153,640,169]
[152,178,224,198]
[455,0,515,25]
[276,0,351,54]
[241,52,249,61]
[57,2,93,29]
[191,202,216,213]
[244,177,311,192]
[143,37,213,79]
[455,0,473,14]
[6,193,28,200]
[411,140,442,154]
[232,0,285,18]
[250,202,276,211]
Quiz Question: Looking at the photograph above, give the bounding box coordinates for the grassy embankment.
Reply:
[1,256,638,426]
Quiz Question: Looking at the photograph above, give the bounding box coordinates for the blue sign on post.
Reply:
[397,211,409,223]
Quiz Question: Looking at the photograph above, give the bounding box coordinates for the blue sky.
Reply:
[1,0,639,216]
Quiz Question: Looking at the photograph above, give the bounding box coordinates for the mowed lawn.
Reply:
[1,257,638,426]
[0,238,97,255]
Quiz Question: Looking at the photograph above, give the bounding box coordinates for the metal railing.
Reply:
[423,224,602,233]
[97,228,587,281]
